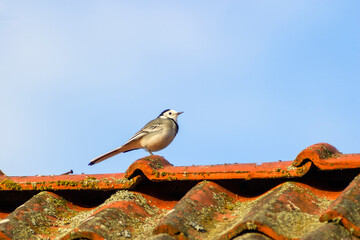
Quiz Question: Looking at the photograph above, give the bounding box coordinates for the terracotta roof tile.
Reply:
[302,222,359,240]
[0,173,140,191]
[233,233,272,240]
[293,143,360,170]
[216,182,332,240]
[0,191,81,239]
[59,191,166,240]
[125,156,312,181]
[154,181,236,239]
[125,143,360,182]
[148,233,176,240]
[320,173,360,237]
[1,142,360,239]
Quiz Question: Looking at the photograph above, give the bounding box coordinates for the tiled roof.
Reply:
[1,143,360,239]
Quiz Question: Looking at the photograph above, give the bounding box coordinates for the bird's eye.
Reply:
[169,112,172,115]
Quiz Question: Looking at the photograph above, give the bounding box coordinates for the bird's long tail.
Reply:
[88,147,123,166]
[88,141,141,166]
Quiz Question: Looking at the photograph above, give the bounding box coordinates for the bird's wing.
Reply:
[124,121,164,145]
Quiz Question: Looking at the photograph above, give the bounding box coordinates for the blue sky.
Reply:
[1,1,359,176]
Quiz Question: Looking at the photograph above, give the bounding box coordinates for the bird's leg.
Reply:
[145,147,154,155]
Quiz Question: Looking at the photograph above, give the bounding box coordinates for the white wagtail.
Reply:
[89,109,183,166]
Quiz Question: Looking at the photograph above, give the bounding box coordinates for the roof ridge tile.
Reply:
[294,143,340,167]
[125,156,313,181]
[125,143,360,183]
[294,143,360,170]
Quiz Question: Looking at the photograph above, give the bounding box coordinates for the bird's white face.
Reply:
[160,109,183,122]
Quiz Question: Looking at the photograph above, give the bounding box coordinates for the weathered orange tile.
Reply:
[148,233,177,240]
[125,155,313,182]
[0,191,77,239]
[60,231,105,240]
[125,144,360,182]
[302,222,357,240]
[294,143,360,170]
[217,182,333,240]
[320,173,360,237]
[233,232,272,240]
[0,213,9,219]
[0,173,141,191]
[154,181,236,239]
[60,191,164,240]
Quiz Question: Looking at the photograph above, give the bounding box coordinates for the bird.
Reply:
[89,109,183,166]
